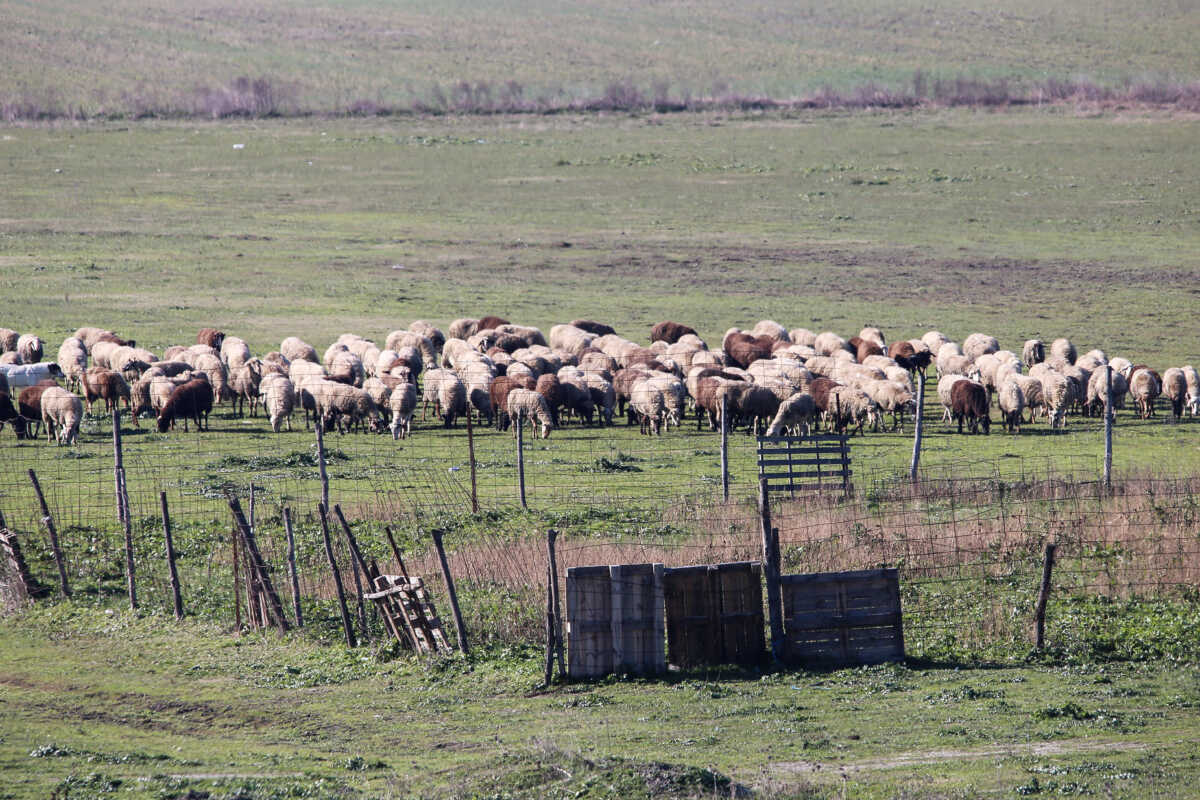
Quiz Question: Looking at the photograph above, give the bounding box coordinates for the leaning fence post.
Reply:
[332,504,371,643]
[1034,542,1057,650]
[318,503,355,646]
[466,410,479,514]
[909,375,925,483]
[1104,366,1114,490]
[283,507,303,627]
[160,492,183,620]
[28,469,70,597]
[431,529,469,654]
[228,495,289,632]
[720,393,730,503]
[759,478,784,660]
[0,509,48,600]
[546,529,565,677]
[544,563,556,687]
[516,410,527,510]
[315,418,330,515]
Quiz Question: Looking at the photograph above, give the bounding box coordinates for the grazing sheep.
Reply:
[650,321,698,344]
[1011,374,1045,422]
[1129,368,1162,419]
[0,352,21,365]
[814,331,851,357]
[723,382,781,435]
[506,388,554,438]
[962,333,999,361]
[0,390,22,437]
[328,350,365,387]
[281,336,319,364]
[157,379,213,433]
[82,367,133,420]
[17,382,59,439]
[582,372,616,425]
[888,340,931,375]
[997,378,1025,433]
[1050,338,1077,365]
[56,337,88,390]
[422,368,467,427]
[488,375,534,430]
[386,330,438,369]
[629,379,666,435]
[0,328,18,353]
[478,315,510,331]
[40,386,83,445]
[16,334,43,364]
[197,328,226,350]
[448,318,480,341]
[549,324,598,357]
[192,353,230,404]
[220,336,252,371]
[389,382,418,439]
[751,320,789,342]
[408,320,445,352]
[764,392,816,437]
[260,375,295,432]
[858,326,886,348]
[1085,367,1128,418]
[230,360,264,416]
[824,385,879,436]
[855,339,884,364]
[724,332,772,369]
[921,331,952,354]
[1022,339,1045,368]
[937,374,970,422]
[949,380,990,434]
[570,319,617,337]
[318,381,384,433]
[1162,367,1187,420]
[1040,371,1076,429]
[646,373,686,428]
[862,379,915,432]
[1183,365,1200,417]
[535,374,563,426]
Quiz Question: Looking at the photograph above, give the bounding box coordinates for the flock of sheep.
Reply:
[0,318,1197,448]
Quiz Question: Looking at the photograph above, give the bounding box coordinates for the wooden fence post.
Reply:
[1104,366,1114,490]
[119,469,137,612]
[315,418,329,515]
[431,529,469,654]
[544,563,555,686]
[909,375,925,483]
[466,410,479,514]
[1035,542,1057,650]
[546,529,565,677]
[332,505,371,643]
[283,507,303,627]
[27,469,70,597]
[516,410,527,509]
[759,478,784,660]
[319,502,356,648]
[112,407,126,525]
[228,495,289,632]
[231,523,242,629]
[160,492,183,620]
[720,393,730,503]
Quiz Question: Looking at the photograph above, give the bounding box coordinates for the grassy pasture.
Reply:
[2,0,1198,116]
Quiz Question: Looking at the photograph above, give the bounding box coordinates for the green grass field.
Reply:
[3,2,1200,796]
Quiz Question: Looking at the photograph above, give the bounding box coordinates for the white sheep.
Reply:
[1050,337,1077,365]
[16,334,43,364]
[1162,367,1187,419]
[1183,365,1200,416]
[56,337,88,391]
[506,388,554,438]
[1129,368,1161,419]
[261,375,295,432]
[389,382,418,440]
[1041,370,1075,429]
[764,392,816,437]
[997,378,1025,433]
[629,379,666,435]
[221,336,252,371]
[40,386,83,445]
[1022,339,1045,367]
[962,333,999,361]
[281,336,319,364]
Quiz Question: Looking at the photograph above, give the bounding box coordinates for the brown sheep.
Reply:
[535,374,562,426]
[489,375,535,430]
[950,380,991,434]
[856,339,883,364]
[650,321,698,345]
[157,379,213,432]
[17,381,59,440]
[477,315,510,331]
[0,390,23,437]
[82,367,134,424]
[196,328,226,350]
[725,333,772,369]
[570,319,616,337]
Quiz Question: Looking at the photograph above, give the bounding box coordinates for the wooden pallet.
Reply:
[780,568,904,667]
[757,433,851,496]
[364,574,453,655]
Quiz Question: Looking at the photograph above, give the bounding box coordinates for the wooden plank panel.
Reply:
[663,565,721,669]
[717,562,765,666]
[610,563,663,675]
[781,568,903,668]
[760,470,854,480]
[567,566,613,678]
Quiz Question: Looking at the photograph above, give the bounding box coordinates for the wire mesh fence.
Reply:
[2,407,1197,663]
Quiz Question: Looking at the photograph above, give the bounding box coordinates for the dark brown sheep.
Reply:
[888,341,932,374]
[477,315,510,331]
[808,377,839,413]
[196,328,225,350]
[535,374,562,426]
[950,380,990,434]
[612,368,649,419]
[650,321,698,344]
[17,381,58,440]
[856,340,883,364]
[0,391,23,437]
[95,331,136,347]
[570,319,616,337]
[157,379,213,433]
[491,333,526,354]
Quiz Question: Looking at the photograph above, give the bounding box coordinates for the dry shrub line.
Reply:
[4,73,1200,122]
